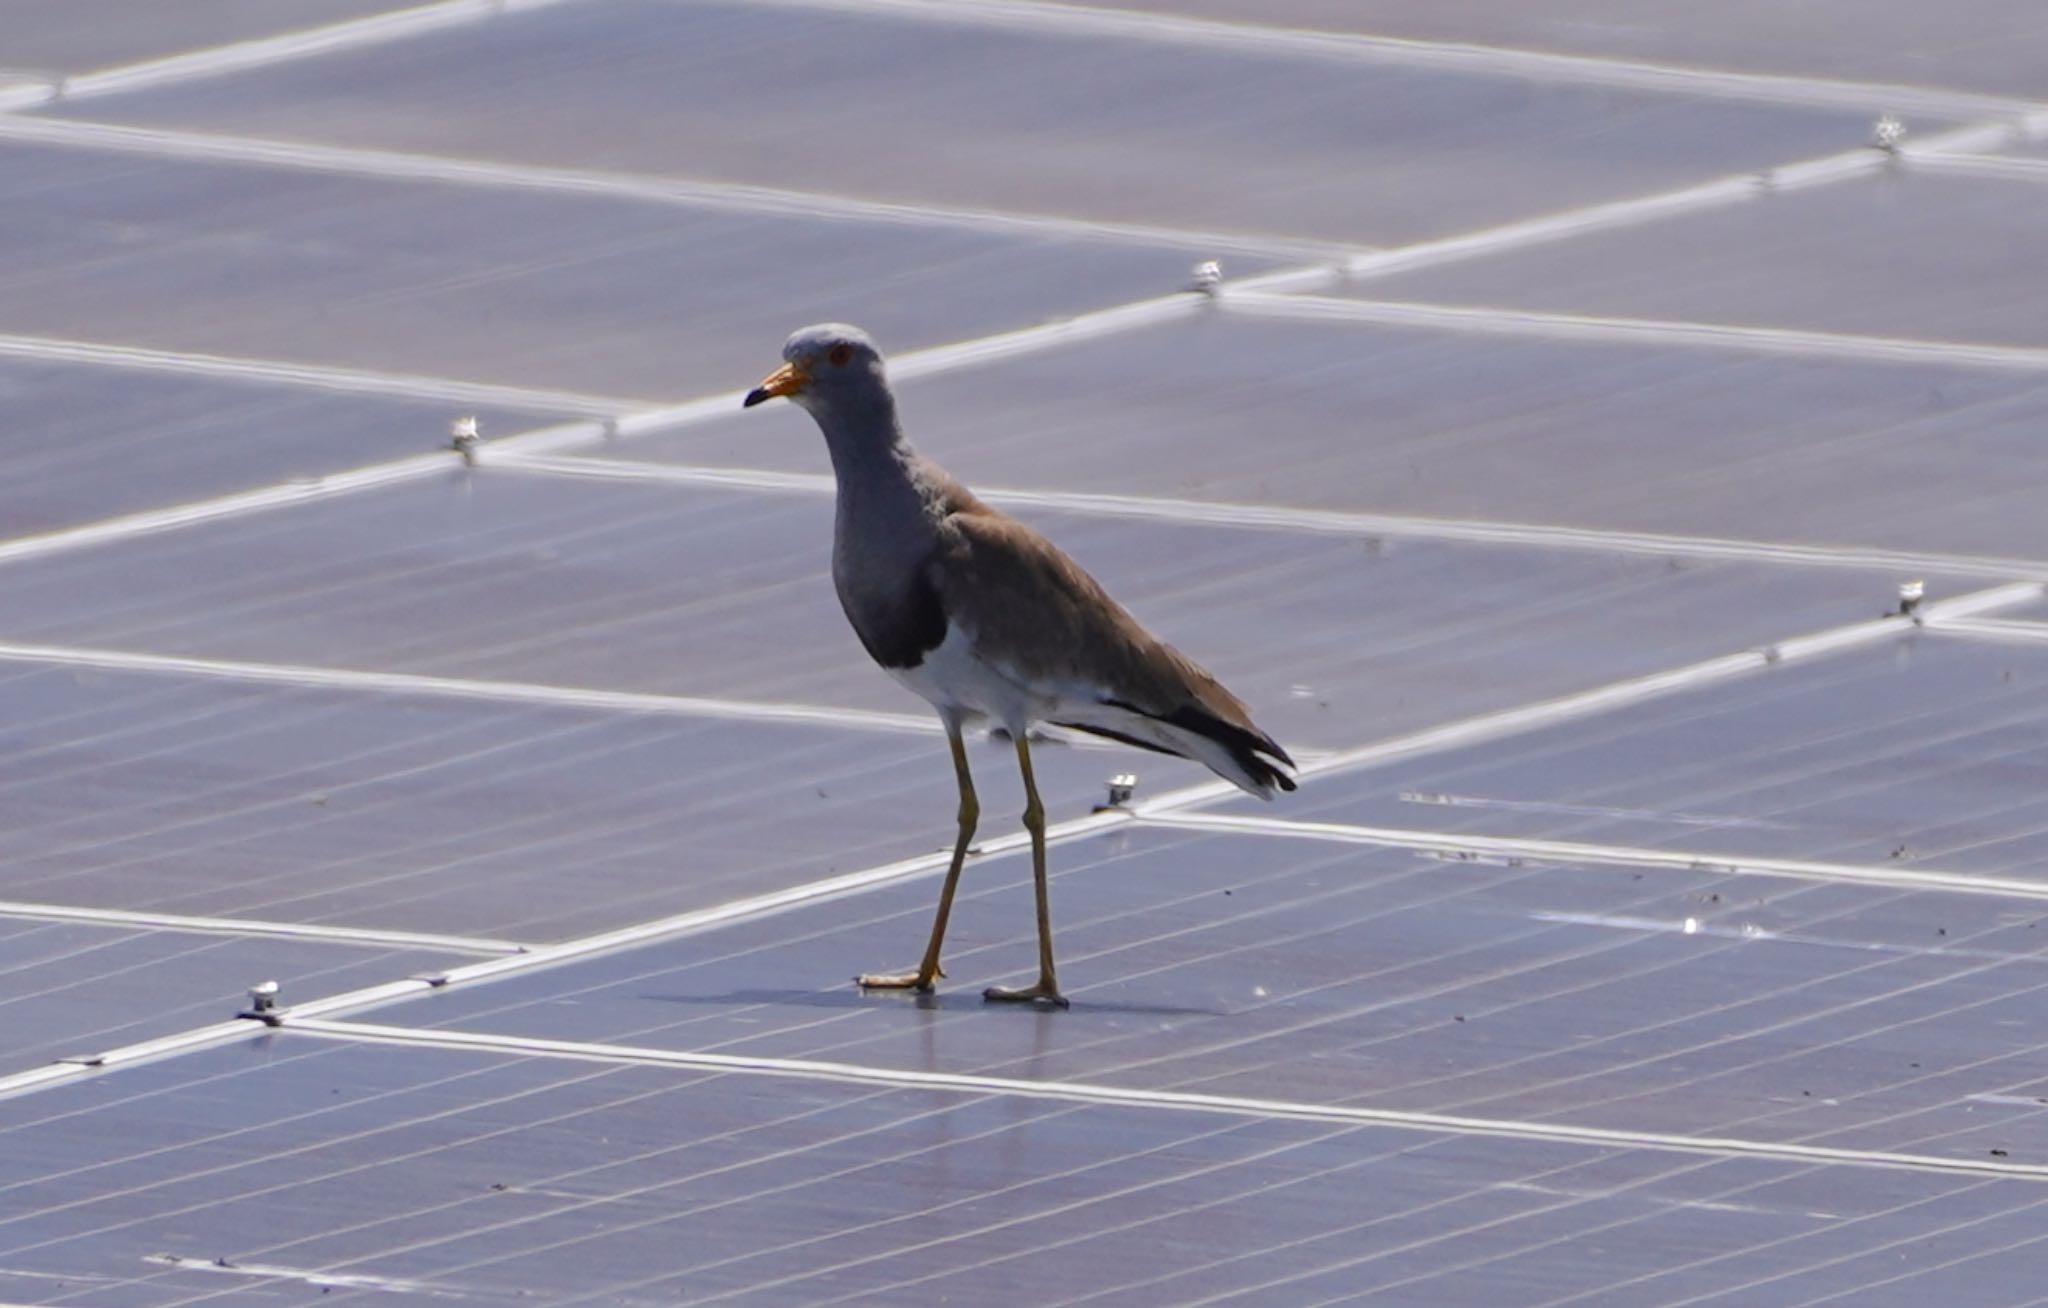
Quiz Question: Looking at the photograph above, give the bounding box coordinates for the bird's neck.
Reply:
[812,395,925,510]
[809,396,937,580]
[812,386,902,463]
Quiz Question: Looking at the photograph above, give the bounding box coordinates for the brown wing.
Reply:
[927,500,1294,788]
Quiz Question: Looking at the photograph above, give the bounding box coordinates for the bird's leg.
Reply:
[984,733,1069,1009]
[859,721,977,994]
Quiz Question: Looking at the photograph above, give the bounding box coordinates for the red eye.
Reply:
[827,344,853,367]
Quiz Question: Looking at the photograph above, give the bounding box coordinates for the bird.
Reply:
[744,324,1295,1008]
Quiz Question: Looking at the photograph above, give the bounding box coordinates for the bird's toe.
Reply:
[857,970,937,993]
[982,980,1069,1010]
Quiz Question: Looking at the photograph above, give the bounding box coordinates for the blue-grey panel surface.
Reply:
[364,821,2048,1161]
[614,312,2048,560]
[0,470,1969,750]
[56,0,1887,246]
[1105,0,2048,99]
[0,0,406,76]
[0,918,449,1074]
[0,360,555,532]
[1228,634,2048,878]
[0,663,1158,940]
[0,140,1227,400]
[0,1038,2025,1306]
[1362,171,2048,347]
[4,1,2045,1303]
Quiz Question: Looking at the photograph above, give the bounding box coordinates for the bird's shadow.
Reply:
[641,987,1228,1018]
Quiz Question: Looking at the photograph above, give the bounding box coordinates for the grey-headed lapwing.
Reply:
[746,324,1294,1007]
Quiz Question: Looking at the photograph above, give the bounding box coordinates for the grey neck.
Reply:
[809,387,910,487]
[807,391,940,584]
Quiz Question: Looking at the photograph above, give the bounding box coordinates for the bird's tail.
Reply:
[1056,698,1297,799]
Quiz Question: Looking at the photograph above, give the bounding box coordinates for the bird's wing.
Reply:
[928,504,1295,792]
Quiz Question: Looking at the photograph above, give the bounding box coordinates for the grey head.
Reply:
[742,323,891,418]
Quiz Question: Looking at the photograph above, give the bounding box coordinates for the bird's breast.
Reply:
[833,550,948,673]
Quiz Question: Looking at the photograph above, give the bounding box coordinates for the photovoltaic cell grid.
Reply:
[1,1,2047,1303]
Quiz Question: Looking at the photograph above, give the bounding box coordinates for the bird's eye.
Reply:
[827,344,853,367]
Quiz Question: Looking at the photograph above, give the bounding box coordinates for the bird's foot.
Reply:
[856,969,940,994]
[982,978,1069,1010]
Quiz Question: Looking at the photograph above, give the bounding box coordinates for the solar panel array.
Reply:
[3,1,2048,1302]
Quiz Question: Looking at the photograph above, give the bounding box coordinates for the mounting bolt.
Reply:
[1189,260,1223,296]
[450,415,480,465]
[1096,773,1138,812]
[1897,578,1926,620]
[1872,114,1907,153]
[247,978,284,1019]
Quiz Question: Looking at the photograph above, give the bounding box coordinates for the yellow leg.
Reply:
[859,721,977,994]
[983,733,1068,1009]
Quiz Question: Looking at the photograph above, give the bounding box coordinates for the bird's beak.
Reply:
[743,361,809,408]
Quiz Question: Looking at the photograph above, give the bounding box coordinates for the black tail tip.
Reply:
[1242,753,1297,798]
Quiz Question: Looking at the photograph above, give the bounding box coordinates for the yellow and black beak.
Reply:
[742,361,809,408]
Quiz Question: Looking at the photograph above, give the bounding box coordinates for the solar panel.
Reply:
[4,1,2047,1302]
[1363,172,2048,348]
[47,0,1889,244]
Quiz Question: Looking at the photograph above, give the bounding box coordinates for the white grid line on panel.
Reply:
[189,1015,2036,1308]
[0,452,458,569]
[285,1017,2048,1182]
[1931,617,2048,647]
[1910,152,2048,186]
[0,901,526,955]
[0,641,943,736]
[0,116,1358,263]
[0,0,587,113]
[0,331,642,415]
[1227,294,2048,373]
[1137,811,2048,903]
[1319,113,2048,291]
[488,452,2048,581]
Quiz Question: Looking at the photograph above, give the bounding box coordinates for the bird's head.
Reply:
[743,323,887,415]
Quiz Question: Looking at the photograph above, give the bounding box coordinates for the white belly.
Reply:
[886,622,1042,732]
